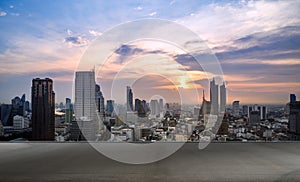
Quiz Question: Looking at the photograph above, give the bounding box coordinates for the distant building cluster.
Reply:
[0,74,299,143]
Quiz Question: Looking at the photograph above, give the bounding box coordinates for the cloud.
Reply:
[215,26,300,63]
[170,1,176,6]
[148,12,157,16]
[115,44,143,56]
[66,29,72,36]
[176,1,300,45]
[10,5,14,9]
[10,13,20,16]
[64,36,88,47]
[134,6,143,11]
[0,11,7,16]
[88,30,102,36]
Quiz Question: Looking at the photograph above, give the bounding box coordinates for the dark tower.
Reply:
[31,78,55,141]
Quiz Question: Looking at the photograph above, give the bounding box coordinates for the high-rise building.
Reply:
[74,71,98,140]
[290,94,296,103]
[126,86,133,111]
[242,105,248,116]
[248,106,253,118]
[106,100,115,116]
[0,104,12,126]
[135,98,146,117]
[150,100,159,116]
[11,96,25,117]
[232,101,240,117]
[220,82,226,112]
[258,106,267,120]
[288,94,300,135]
[24,101,30,112]
[159,99,164,111]
[75,71,97,120]
[31,78,55,141]
[249,111,260,124]
[210,78,219,114]
[65,98,72,123]
[95,84,105,117]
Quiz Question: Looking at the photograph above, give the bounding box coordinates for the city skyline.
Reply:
[0,0,300,104]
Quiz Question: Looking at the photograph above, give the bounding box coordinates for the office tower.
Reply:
[134,98,139,112]
[289,95,300,134]
[126,86,133,111]
[290,94,296,103]
[248,106,253,118]
[258,106,267,120]
[65,98,72,123]
[135,98,146,117]
[253,104,258,111]
[249,111,260,124]
[220,82,226,112]
[11,96,25,117]
[242,105,248,116]
[210,78,219,114]
[31,78,55,141]
[262,106,267,120]
[24,101,30,112]
[150,100,159,116]
[74,71,98,140]
[0,104,12,126]
[21,94,25,103]
[159,99,164,111]
[95,84,105,117]
[106,100,114,116]
[232,101,240,117]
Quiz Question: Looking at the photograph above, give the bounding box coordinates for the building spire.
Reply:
[203,89,205,101]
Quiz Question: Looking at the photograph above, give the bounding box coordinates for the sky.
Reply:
[0,0,299,105]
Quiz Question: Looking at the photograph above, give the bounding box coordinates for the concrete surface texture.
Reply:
[0,142,300,181]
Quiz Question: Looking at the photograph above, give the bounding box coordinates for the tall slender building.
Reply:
[126,86,133,111]
[74,71,98,140]
[210,78,219,114]
[95,84,105,117]
[31,78,55,141]
[106,100,114,116]
[220,82,226,112]
[232,101,240,117]
[65,98,72,123]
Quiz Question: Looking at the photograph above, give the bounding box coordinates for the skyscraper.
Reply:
[150,99,160,116]
[159,99,164,111]
[290,94,296,103]
[135,98,146,117]
[248,106,253,118]
[74,71,98,140]
[220,82,226,112]
[232,101,240,117]
[242,105,248,116]
[31,78,55,141]
[288,94,300,135]
[258,106,267,120]
[127,86,133,111]
[95,84,105,117]
[106,100,115,116]
[65,98,72,123]
[210,78,219,114]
